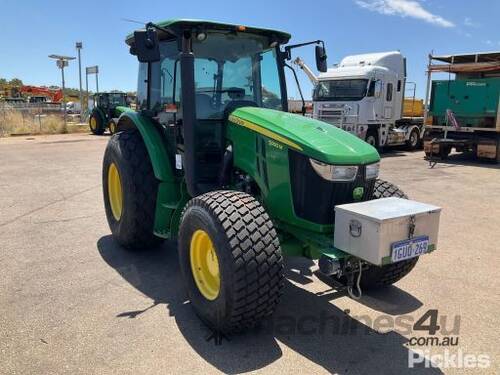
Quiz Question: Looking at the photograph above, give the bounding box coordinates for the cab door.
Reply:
[384,80,395,120]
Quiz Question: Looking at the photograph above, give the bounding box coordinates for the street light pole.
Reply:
[49,54,75,131]
[60,63,67,128]
[76,42,83,122]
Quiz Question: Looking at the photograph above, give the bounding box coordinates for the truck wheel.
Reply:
[406,128,420,150]
[89,112,105,135]
[358,179,417,290]
[365,130,378,148]
[178,190,284,333]
[102,129,164,249]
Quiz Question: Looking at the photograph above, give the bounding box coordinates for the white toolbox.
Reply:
[334,197,441,266]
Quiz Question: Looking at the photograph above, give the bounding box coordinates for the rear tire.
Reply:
[102,129,164,249]
[178,190,284,333]
[89,111,105,135]
[372,178,408,199]
[360,179,417,290]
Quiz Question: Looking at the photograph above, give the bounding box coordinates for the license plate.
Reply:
[391,236,429,263]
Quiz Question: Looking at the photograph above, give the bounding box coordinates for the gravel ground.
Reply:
[1,133,498,374]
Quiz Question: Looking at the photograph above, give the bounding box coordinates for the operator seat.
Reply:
[195,93,215,119]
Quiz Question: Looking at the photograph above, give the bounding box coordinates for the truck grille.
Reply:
[317,109,343,124]
[288,150,375,225]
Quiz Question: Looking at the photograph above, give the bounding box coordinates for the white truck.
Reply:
[295,51,424,149]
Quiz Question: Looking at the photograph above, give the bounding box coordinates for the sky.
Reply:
[0,0,499,99]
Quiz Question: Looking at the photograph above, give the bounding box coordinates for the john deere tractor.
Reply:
[102,20,440,333]
[89,92,129,135]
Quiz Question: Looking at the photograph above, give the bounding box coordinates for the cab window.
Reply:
[386,82,393,101]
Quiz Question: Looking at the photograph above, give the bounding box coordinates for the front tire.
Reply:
[89,111,105,135]
[108,119,118,135]
[178,190,284,333]
[406,128,420,150]
[365,130,379,148]
[102,129,163,249]
[360,179,417,289]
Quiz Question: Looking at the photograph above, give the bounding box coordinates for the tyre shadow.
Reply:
[97,235,441,374]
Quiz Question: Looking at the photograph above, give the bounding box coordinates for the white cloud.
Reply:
[355,0,455,28]
[464,17,479,28]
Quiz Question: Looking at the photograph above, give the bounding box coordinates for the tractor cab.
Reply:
[127,20,328,196]
[94,92,127,117]
[89,92,128,135]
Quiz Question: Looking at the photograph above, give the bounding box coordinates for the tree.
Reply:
[8,78,23,87]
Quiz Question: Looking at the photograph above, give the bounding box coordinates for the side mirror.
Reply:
[132,28,160,62]
[315,45,328,72]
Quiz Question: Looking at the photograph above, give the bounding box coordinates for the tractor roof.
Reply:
[125,19,291,45]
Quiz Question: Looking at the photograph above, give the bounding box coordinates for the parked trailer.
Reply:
[295,52,425,150]
[423,51,500,161]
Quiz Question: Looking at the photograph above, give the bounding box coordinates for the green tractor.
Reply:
[102,20,439,333]
[89,92,129,135]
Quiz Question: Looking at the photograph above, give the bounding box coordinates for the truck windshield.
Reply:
[313,79,369,101]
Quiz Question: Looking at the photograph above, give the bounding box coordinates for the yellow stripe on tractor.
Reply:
[229,115,303,151]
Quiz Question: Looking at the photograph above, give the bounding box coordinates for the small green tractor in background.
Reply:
[101,19,441,333]
[89,92,129,135]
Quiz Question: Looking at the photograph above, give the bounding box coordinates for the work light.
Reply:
[309,159,358,182]
[365,162,380,179]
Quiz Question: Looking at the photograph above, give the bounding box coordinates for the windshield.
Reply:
[147,32,284,119]
[108,94,126,106]
[192,33,283,119]
[313,79,369,101]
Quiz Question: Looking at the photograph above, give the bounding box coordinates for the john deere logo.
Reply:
[353,187,364,201]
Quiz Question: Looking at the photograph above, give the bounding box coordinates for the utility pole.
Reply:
[49,54,75,129]
[76,42,83,122]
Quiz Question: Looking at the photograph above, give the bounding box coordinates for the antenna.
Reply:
[121,18,147,26]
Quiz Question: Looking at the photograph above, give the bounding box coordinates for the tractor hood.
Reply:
[115,106,133,115]
[229,107,380,165]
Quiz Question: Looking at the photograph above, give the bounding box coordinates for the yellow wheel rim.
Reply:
[190,230,220,300]
[90,117,97,130]
[108,163,123,221]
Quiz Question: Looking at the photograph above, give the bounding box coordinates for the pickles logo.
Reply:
[353,187,364,201]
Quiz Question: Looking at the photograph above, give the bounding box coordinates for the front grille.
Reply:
[318,109,343,125]
[289,150,375,225]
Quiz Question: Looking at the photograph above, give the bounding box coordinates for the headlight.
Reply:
[309,159,358,181]
[366,162,380,179]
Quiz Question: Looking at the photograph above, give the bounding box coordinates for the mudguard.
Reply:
[116,111,174,182]
[116,111,185,238]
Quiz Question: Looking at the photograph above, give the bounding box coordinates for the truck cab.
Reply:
[310,51,421,148]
